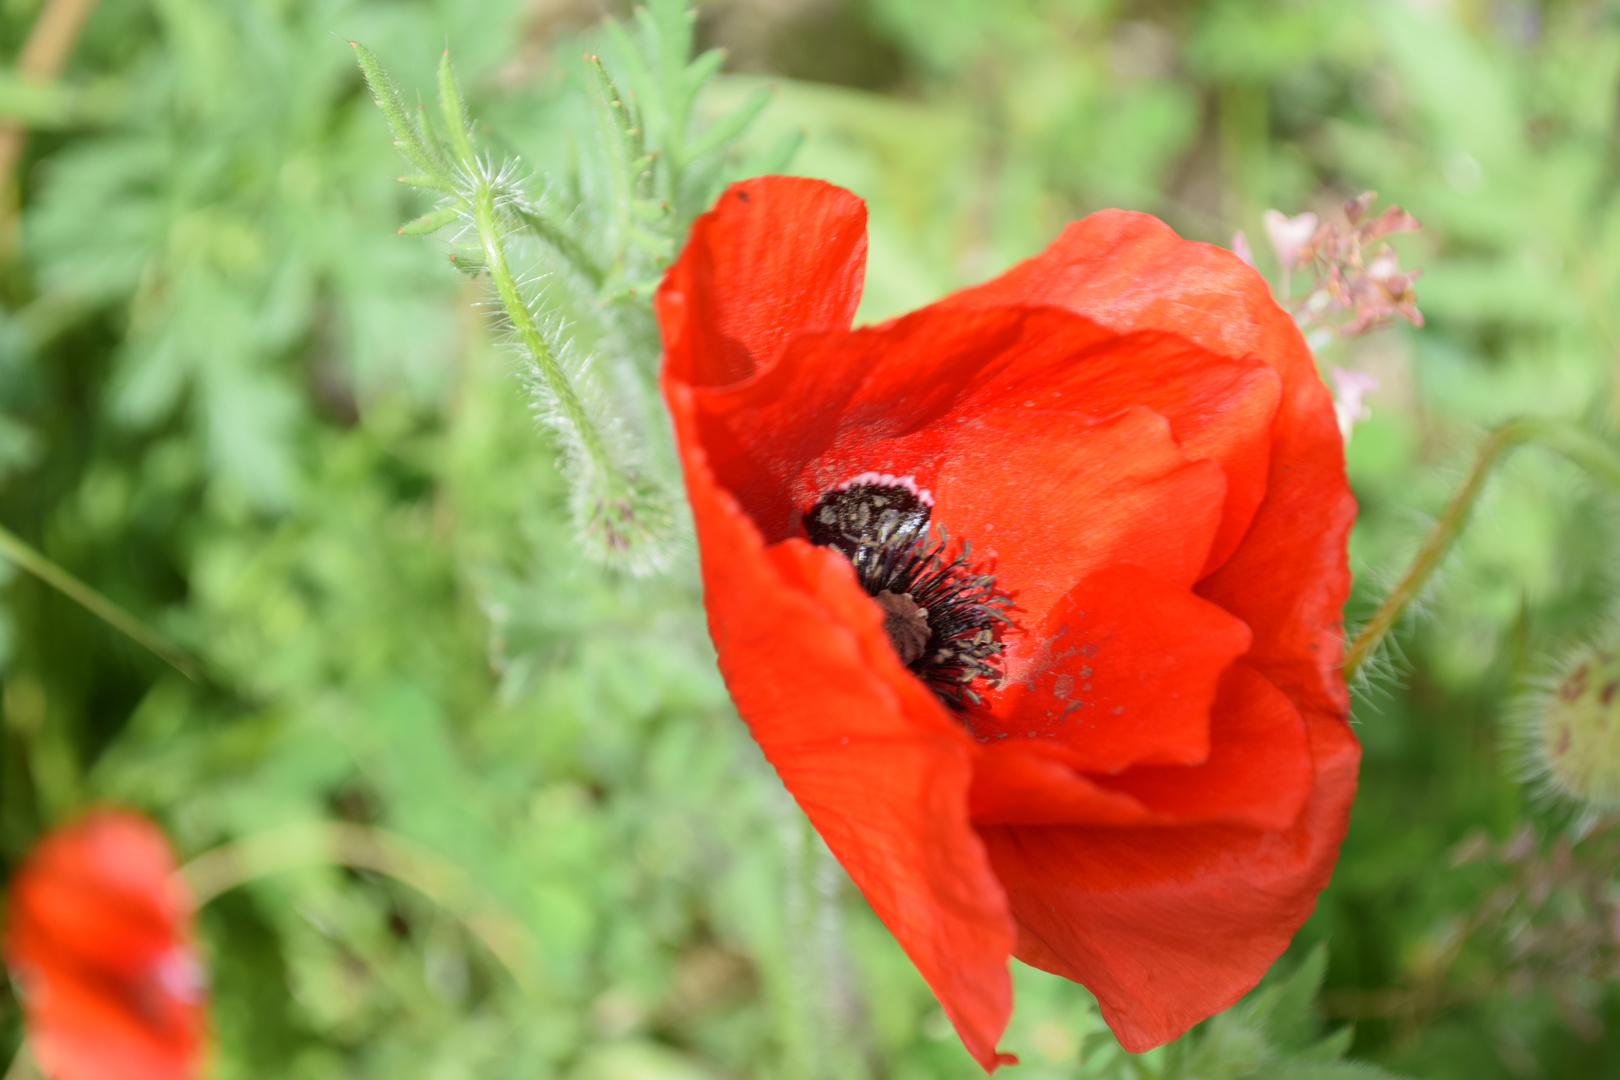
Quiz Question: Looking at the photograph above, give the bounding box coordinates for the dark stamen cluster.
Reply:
[805,477,1011,708]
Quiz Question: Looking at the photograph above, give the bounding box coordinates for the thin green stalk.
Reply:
[1345,418,1620,678]
[470,179,618,489]
[181,820,538,993]
[0,523,198,680]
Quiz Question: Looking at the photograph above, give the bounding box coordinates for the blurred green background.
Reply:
[2,0,1620,1077]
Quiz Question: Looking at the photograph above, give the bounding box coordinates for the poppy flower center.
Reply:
[804,473,1011,708]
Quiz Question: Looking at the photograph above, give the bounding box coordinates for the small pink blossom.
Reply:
[1230,230,1256,268]
[1280,192,1423,337]
[1329,367,1380,442]
[1261,209,1319,269]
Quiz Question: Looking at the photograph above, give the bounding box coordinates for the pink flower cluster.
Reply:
[1266,193,1424,336]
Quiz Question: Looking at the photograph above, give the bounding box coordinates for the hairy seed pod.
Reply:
[1536,646,1620,810]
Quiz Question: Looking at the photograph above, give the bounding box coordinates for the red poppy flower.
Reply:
[4,811,207,1080]
[656,176,1359,1069]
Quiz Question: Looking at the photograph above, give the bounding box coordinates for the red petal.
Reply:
[1094,662,1312,831]
[970,744,1150,826]
[3,812,206,1080]
[933,406,1226,622]
[673,299,1235,624]
[665,375,1018,1071]
[978,716,1359,1051]
[969,664,1310,831]
[1039,355,1278,575]
[656,177,867,388]
[981,564,1251,772]
[941,210,1353,720]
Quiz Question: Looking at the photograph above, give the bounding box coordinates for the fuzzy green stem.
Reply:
[181,820,538,993]
[470,179,617,488]
[1345,418,1620,678]
[0,523,198,680]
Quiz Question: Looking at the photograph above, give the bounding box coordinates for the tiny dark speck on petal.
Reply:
[737,190,751,202]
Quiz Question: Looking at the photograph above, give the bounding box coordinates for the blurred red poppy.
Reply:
[657,176,1358,1069]
[4,811,207,1080]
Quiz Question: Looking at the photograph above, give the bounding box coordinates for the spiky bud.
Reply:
[1534,646,1620,811]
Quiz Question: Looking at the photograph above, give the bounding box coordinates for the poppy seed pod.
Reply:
[1537,647,1620,810]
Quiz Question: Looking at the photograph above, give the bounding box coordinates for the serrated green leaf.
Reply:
[685,85,772,163]
[627,225,673,256]
[513,205,605,287]
[398,172,459,195]
[1264,945,1332,1050]
[436,51,477,168]
[351,41,452,184]
[398,205,463,236]
[446,249,486,276]
[586,55,642,156]
[640,0,696,89]
[680,48,726,103]
[745,127,804,177]
[603,17,659,118]
[587,54,641,259]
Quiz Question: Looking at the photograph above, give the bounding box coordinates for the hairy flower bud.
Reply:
[1533,646,1620,810]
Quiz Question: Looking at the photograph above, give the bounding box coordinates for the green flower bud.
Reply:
[1535,646,1620,810]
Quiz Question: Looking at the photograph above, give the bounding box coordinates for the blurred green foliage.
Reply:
[2,0,1620,1077]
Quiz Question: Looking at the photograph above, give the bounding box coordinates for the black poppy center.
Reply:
[804,477,1010,708]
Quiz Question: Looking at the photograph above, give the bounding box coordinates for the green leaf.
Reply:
[743,127,805,177]
[398,172,459,195]
[436,51,477,169]
[602,17,659,129]
[1262,944,1331,1050]
[679,47,727,105]
[684,85,772,163]
[398,205,463,236]
[351,41,452,184]
[639,0,696,91]
[512,205,605,286]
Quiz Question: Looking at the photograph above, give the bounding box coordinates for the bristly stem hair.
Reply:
[351,8,793,574]
[351,43,673,571]
[1346,418,1620,678]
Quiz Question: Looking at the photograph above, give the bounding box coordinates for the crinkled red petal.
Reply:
[971,662,1312,832]
[939,209,1354,721]
[982,564,1251,772]
[675,301,1244,628]
[1093,662,1312,831]
[658,176,867,388]
[980,714,1358,1052]
[666,372,1018,1070]
[932,405,1226,624]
